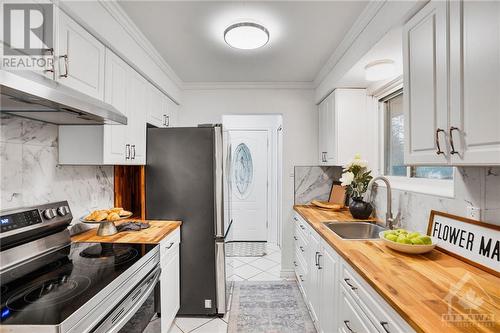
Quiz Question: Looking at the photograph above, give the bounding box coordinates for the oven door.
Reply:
[92,266,161,333]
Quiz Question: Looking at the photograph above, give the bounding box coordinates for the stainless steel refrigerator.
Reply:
[146,125,227,315]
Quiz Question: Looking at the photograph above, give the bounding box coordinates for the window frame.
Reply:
[375,78,455,198]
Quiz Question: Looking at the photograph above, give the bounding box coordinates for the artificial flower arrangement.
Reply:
[339,154,374,219]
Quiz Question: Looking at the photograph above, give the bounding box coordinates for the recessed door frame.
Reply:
[222,114,283,245]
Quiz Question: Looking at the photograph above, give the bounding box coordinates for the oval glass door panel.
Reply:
[232,143,253,198]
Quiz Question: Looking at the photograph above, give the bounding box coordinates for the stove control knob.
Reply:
[43,209,56,219]
[57,206,69,216]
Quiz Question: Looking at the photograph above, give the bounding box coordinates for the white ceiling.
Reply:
[337,27,403,88]
[118,1,368,83]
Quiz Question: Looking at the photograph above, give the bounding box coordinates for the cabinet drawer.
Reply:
[294,255,307,297]
[341,263,413,333]
[293,214,309,239]
[293,230,308,264]
[339,285,378,333]
[160,228,180,259]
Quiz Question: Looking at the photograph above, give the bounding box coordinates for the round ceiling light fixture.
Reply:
[364,59,396,81]
[224,22,270,50]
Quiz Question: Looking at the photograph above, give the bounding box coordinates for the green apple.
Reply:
[417,236,432,245]
[411,237,425,245]
[385,234,398,242]
[396,228,408,234]
[408,232,421,239]
[384,230,397,236]
[396,234,412,244]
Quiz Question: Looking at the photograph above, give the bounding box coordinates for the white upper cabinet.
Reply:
[127,72,147,165]
[103,50,129,164]
[57,10,105,100]
[449,0,500,165]
[318,89,374,167]
[403,0,449,165]
[404,0,500,166]
[147,87,179,128]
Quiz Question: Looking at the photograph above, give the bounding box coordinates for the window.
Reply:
[382,91,453,180]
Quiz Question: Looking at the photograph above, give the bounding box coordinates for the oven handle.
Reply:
[95,266,161,333]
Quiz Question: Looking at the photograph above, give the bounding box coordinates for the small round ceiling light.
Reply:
[224,22,269,50]
[364,59,396,81]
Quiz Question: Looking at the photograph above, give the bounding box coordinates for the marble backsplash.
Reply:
[0,115,114,228]
[294,166,343,204]
[371,167,500,232]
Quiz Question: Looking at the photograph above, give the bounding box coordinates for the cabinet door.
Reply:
[103,50,128,164]
[165,97,178,128]
[127,72,147,164]
[148,87,166,128]
[403,1,450,165]
[338,286,378,333]
[449,0,500,165]
[160,243,180,332]
[318,247,338,333]
[307,232,321,323]
[318,98,327,165]
[324,93,337,165]
[57,11,105,100]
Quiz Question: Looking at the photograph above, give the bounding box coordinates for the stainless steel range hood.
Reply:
[0,70,127,125]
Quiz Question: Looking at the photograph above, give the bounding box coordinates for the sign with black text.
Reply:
[427,211,499,277]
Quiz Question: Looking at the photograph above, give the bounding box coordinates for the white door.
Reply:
[103,50,129,164]
[57,11,105,100]
[403,0,450,165]
[449,0,500,165]
[228,130,268,241]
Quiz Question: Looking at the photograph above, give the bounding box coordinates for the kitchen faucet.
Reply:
[366,176,400,230]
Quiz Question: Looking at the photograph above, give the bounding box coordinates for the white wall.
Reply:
[179,89,318,273]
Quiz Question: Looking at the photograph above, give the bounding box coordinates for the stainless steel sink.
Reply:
[324,222,387,240]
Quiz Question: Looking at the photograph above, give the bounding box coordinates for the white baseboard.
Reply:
[280,269,295,279]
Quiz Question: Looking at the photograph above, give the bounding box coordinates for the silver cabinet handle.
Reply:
[293,236,298,241]
[317,253,322,269]
[165,242,174,249]
[299,274,304,282]
[315,251,319,266]
[449,126,459,155]
[131,145,136,160]
[435,128,445,155]
[344,320,354,333]
[293,217,298,221]
[59,54,69,78]
[381,321,390,333]
[299,246,304,252]
[125,144,130,160]
[293,261,298,267]
[162,114,166,126]
[166,115,170,127]
[344,278,357,290]
[300,224,305,230]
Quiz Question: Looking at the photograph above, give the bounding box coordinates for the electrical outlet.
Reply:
[466,206,481,220]
[204,299,212,308]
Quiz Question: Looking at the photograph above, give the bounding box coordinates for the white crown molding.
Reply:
[313,1,386,88]
[182,81,314,90]
[369,75,403,97]
[98,0,183,88]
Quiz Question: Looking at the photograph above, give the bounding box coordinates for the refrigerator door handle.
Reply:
[214,125,224,238]
[215,241,226,314]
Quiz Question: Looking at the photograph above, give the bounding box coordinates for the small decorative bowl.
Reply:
[378,231,437,254]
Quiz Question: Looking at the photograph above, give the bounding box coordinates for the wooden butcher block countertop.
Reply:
[294,205,500,333]
[72,220,181,244]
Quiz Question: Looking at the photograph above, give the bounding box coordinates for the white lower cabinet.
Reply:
[159,229,180,332]
[292,213,414,333]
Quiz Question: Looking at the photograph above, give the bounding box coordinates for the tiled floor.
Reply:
[144,243,283,333]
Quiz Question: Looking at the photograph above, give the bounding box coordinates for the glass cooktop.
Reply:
[0,242,154,326]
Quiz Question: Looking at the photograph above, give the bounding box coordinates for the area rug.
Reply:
[228,281,316,333]
[226,241,267,257]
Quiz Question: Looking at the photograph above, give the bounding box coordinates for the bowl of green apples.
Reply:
[379,229,436,254]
